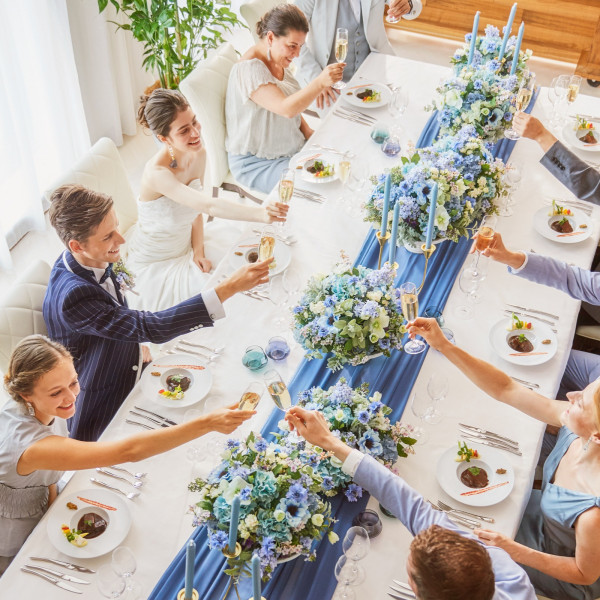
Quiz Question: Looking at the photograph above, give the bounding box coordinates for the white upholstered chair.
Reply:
[180,43,266,203]
[0,260,52,375]
[240,0,286,43]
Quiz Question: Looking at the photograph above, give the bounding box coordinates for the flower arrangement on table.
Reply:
[291,260,406,371]
[364,126,505,248]
[276,379,417,500]
[188,432,337,581]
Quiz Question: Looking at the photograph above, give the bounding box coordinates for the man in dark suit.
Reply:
[44,185,271,441]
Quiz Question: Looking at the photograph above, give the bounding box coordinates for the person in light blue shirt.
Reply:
[286,407,537,600]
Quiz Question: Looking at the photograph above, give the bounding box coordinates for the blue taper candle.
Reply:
[510,22,525,75]
[498,3,517,61]
[424,183,438,249]
[388,202,400,265]
[252,553,261,600]
[184,540,195,599]
[467,11,480,66]
[228,495,241,554]
[380,174,391,235]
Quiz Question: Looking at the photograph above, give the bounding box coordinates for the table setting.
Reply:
[3,6,600,599]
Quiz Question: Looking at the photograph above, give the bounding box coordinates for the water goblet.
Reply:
[388,85,409,124]
[332,555,357,600]
[400,281,426,355]
[242,345,268,371]
[410,391,434,444]
[112,547,142,600]
[333,28,348,90]
[97,564,126,599]
[342,526,370,584]
[425,373,448,424]
[266,336,290,361]
[269,275,288,327]
[454,269,481,319]
[552,74,569,125]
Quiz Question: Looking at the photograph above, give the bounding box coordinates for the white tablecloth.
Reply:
[2,52,599,599]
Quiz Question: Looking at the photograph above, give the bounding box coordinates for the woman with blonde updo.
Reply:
[0,335,254,573]
[225,4,345,193]
[126,88,289,311]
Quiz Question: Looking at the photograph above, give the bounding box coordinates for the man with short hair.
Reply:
[285,407,536,600]
[44,184,270,441]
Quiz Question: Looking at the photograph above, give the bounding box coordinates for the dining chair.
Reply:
[0,259,51,375]
[240,0,286,44]
[180,42,266,204]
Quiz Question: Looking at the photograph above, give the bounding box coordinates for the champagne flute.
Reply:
[263,369,291,410]
[386,0,416,23]
[112,547,142,600]
[342,526,370,584]
[464,214,497,283]
[278,169,294,232]
[335,152,352,206]
[504,73,536,140]
[332,555,357,600]
[258,225,276,291]
[333,28,348,90]
[238,381,263,410]
[567,75,582,105]
[400,281,426,355]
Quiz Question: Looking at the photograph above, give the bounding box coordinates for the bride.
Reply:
[125,88,288,311]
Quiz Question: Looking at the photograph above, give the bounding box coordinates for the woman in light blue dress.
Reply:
[408,318,600,600]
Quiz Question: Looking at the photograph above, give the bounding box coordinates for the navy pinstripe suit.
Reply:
[43,251,214,441]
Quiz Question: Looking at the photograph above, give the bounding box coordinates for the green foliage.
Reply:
[98,0,244,89]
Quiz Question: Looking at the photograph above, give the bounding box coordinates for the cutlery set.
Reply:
[251,228,298,244]
[292,188,326,203]
[310,143,355,158]
[89,461,148,499]
[459,423,521,456]
[388,579,416,599]
[428,500,481,529]
[333,105,376,126]
[126,405,178,430]
[22,557,95,592]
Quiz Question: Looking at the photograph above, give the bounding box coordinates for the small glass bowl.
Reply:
[352,509,383,538]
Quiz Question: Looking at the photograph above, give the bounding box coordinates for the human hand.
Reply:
[388,0,412,19]
[318,63,345,89]
[469,232,526,269]
[316,87,340,110]
[215,259,273,302]
[264,201,289,223]
[512,113,557,151]
[474,528,514,552]
[286,407,336,449]
[193,254,213,273]
[204,402,255,434]
[141,345,153,363]
[406,317,449,351]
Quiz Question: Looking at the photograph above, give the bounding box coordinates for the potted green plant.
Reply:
[98,0,243,89]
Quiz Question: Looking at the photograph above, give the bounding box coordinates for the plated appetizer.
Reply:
[508,313,532,331]
[61,525,88,547]
[456,441,480,462]
[549,199,572,217]
[305,159,335,178]
[356,88,381,103]
[575,116,598,145]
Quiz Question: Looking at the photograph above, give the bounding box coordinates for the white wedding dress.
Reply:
[125,180,242,311]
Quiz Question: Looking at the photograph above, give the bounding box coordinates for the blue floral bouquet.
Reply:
[291,259,406,371]
[364,126,505,247]
[276,379,417,499]
[188,432,337,580]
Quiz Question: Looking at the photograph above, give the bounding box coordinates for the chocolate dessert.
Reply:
[77,512,108,539]
[246,250,258,263]
[550,218,573,234]
[508,334,534,353]
[460,466,489,489]
[580,131,597,144]
[166,374,191,392]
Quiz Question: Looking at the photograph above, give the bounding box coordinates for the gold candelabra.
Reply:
[376,231,391,269]
[221,543,242,600]
[416,243,436,294]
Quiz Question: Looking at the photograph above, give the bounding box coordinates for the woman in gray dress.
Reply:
[0,335,255,573]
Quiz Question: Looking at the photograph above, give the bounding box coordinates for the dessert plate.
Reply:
[533,206,591,244]
[343,83,391,108]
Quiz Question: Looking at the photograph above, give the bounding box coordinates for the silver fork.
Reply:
[337,106,376,122]
[90,477,141,500]
[96,468,144,488]
[437,499,495,523]
[428,501,479,528]
[178,339,224,354]
[109,465,147,479]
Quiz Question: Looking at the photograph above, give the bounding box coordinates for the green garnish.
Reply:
[518,333,526,342]
[457,441,476,462]
[468,467,481,476]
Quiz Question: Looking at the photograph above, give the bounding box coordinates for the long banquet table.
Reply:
[2,52,600,599]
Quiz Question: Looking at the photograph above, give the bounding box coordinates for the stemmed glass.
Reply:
[454,268,481,319]
[552,75,569,126]
[238,381,263,410]
[386,0,415,23]
[342,526,370,585]
[505,73,536,140]
[400,281,426,355]
[566,75,582,106]
[258,225,276,292]
[383,86,409,157]
[410,391,434,444]
[283,269,301,308]
[343,158,369,218]
[333,555,358,600]
[263,369,291,410]
[463,215,497,283]
[112,547,141,600]
[278,169,294,231]
[335,152,352,205]
[333,28,348,90]
[269,275,288,327]
[425,373,448,424]
[97,564,126,599]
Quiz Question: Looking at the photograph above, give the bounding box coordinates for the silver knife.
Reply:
[133,405,177,426]
[459,424,519,447]
[129,410,170,427]
[25,564,90,585]
[173,345,210,359]
[505,303,559,321]
[30,557,95,573]
[392,581,413,592]
[125,418,155,430]
[21,567,83,594]
[459,429,519,450]
[461,434,522,456]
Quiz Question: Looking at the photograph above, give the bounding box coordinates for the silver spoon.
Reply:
[109,465,147,479]
[96,468,143,488]
[90,478,141,500]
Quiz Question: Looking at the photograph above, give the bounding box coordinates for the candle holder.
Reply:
[221,543,243,600]
[177,590,199,600]
[376,231,391,269]
[416,243,436,294]
[384,261,399,272]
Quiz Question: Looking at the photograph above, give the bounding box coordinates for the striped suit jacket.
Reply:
[43,251,214,441]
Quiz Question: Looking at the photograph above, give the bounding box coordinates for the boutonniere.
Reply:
[113,260,139,295]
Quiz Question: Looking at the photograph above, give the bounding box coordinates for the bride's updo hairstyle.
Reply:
[256,4,308,39]
[4,335,71,404]
[137,88,190,139]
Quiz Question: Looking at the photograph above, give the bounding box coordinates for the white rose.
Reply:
[311,514,324,527]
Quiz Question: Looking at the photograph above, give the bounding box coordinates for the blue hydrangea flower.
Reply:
[357,410,370,425]
[208,530,229,550]
[345,483,363,502]
[358,430,384,456]
[287,483,308,504]
[254,438,267,452]
[322,476,334,491]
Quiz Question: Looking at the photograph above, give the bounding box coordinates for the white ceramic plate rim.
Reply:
[46,488,132,558]
[142,354,213,408]
[436,443,514,507]
[342,83,392,108]
[489,317,558,366]
[228,236,291,277]
[533,205,591,244]
[562,123,600,152]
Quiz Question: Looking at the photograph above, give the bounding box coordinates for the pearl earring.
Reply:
[168,145,178,169]
[25,402,36,417]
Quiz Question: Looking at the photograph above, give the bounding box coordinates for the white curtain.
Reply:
[0,0,90,270]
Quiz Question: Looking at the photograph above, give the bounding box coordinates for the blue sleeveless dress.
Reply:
[516,427,600,599]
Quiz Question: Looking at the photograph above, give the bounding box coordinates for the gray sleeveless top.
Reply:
[0,400,68,557]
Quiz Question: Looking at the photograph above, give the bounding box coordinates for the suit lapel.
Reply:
[326,0,340,57]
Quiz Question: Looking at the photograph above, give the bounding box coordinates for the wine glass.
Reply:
[426,373,448,424]
[97,564,126,599]
[333,555,358,600]
[344,159,369,218]
[400,281,426,355]
[269,275,288,327]
[333,28,348,90]
[112,547,141,600]
[410,391,434,444]
[278,169,294,232]
[238,381,263,410]
[283,268,302,307]
[505,73,536,140]
[463,215,497,283]
[263,369,291,410]
[388,85,409,124]
[342,526,370,584]
[566,75,582,105]
[454,269,481,319]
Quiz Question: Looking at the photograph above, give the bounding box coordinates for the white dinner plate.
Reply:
[533,205,592,244]
[291,151,339,184]
[562,122,600,152]
[228,236,291,277]
[436,443,514,507]
[47,489,132,559]
[142,354,213,408]
[342,83,392,109]
[489,317,558,366]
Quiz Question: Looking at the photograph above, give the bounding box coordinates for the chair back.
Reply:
[44,137,138,236]
[0,260,51,375]
[180,43,239,193]
[240,0,287,44]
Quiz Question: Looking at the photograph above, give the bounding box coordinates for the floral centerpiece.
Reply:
[291,260,406,371]
[276,379,417,500]
[188,432,337,580]
[364,126,505,247]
